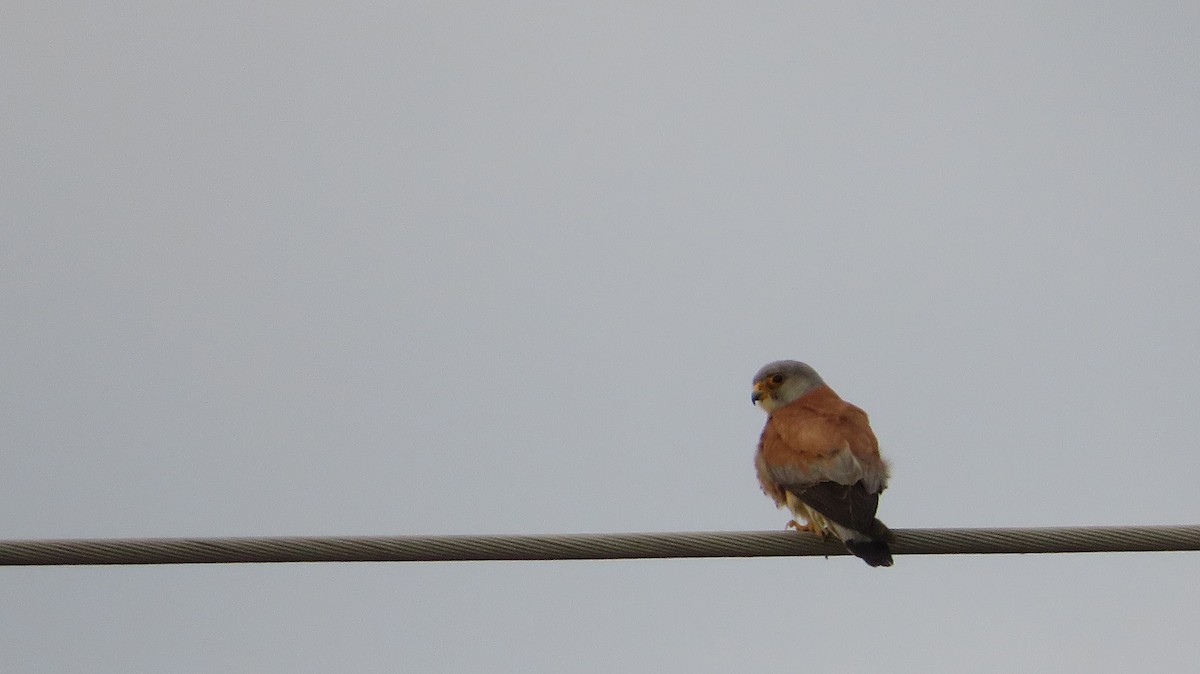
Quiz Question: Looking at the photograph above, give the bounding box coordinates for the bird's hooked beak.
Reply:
[751,381,766,405]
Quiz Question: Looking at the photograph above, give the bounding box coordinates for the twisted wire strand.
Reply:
[1,525,1197,567]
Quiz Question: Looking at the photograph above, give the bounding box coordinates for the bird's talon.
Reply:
[786,519,823,536]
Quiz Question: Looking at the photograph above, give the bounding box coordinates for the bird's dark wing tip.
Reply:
[869,518,895,543]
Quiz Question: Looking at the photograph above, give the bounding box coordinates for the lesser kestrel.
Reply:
[752,360,894,567]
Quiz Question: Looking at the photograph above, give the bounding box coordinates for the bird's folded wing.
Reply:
[787,480,879,533]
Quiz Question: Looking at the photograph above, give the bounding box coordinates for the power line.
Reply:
[1,525,1198,566]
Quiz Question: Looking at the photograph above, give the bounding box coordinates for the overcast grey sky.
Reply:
[3,2,1199,672]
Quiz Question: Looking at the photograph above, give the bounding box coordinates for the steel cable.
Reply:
[1,525,1198,566]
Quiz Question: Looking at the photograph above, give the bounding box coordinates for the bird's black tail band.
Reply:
[844,539,893,567]
[845,518,894,567]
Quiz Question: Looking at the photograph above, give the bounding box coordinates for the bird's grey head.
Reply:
[750,360,826,413]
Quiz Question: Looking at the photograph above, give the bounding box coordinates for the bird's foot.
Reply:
[785,519,822,536]
[786,519,832,540]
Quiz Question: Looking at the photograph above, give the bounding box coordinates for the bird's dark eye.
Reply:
[770,374,784,384]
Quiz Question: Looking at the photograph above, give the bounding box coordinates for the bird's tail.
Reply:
[843,519,894,567]
[844,539,893,567]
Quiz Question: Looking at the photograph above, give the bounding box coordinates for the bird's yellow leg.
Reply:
[789,504,834,540]
[784,517,827,537]
[783,494,829,537]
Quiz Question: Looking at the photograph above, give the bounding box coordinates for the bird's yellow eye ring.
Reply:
[770,374,784,384]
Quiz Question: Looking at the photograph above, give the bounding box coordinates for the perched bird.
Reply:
[751,360,894,567]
